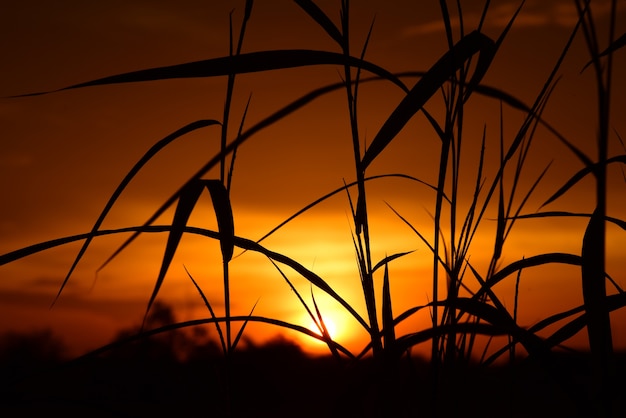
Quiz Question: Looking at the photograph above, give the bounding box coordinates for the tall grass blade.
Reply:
[493,118,506,262]
[457,129,486,259]
[361,30,495,169]
[582,207,614,411]
[205,180,235,263]
[493,0,524,51]
[503,161,553,241]
[463,82,555,264]
[615,129,626,181]
[438,0,454,49]
[227,94,252,192]
[381,263,395,352]
[466,80,592,167]
[511,260,523,361]
[371,251,414,274]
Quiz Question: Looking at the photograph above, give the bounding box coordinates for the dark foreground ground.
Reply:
[1,329,624,418]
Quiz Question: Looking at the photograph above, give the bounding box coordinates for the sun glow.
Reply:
[293,304,368,356]
[298,314,341,355]
[309,315,337,340]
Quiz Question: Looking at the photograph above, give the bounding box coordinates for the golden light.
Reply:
[309,315,337,340]
[299,313,340,355]
[292,298,371,356]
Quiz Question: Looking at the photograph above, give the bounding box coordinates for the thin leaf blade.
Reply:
[361,30,495,170]
[146,180,205,318]
[204,180,235,263]
[382,263,395,352]
[13,50,406,97]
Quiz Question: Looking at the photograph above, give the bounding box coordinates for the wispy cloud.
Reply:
[402,0,625,38]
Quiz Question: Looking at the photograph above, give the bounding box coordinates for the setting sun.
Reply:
[297,308,346,353]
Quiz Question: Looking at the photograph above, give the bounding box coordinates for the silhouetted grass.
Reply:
[6,306,624,417]
[2,0,626,416]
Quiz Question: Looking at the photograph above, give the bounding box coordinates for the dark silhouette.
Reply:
[2,303,623,417]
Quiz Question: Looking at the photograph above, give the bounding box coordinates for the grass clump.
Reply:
[1,1,626,416]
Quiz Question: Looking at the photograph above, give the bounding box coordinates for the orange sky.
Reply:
[1,0,626,359]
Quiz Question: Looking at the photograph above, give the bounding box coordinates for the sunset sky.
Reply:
[1,0,625,358]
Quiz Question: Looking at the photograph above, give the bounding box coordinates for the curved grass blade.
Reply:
[184,265,227,354]
[145,180,206,320]
[395,297,549,361]
[361,30,495,170]
[0,227,175,266]
[445,297,547,355]
[253,173,441,249]
[394,323,510,353]
[12,49,406,97]
[0,223,370,336]
[95,77,408,274]
[294,0,343,46]
[371,250,414,274]
[502,161,553,242]
[227,232,369,331]
[267,258,331,342]
[468,81,591,167]
[50,120,219,303]
[548,293,626,349]
[384,202,453,278]
[475,253,582,300]
[485,304,587,365]
[391,64,586,168]
[463,81,557,264]
[542,155,626,207]
[486,292,626,366]
[90,68,560,274]
[514,211,626,232]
